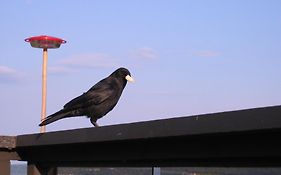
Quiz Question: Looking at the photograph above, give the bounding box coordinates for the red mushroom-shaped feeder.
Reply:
[25,35,66,49]
[25,35,66,133]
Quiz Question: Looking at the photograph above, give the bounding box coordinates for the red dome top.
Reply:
[25,35,66,49]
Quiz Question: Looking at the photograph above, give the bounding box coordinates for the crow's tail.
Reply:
[39,109,72,126]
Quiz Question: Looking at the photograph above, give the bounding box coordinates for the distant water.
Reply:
[11,164,27,175]
[10,164,281,175]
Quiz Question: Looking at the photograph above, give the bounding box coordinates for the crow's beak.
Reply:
[125,75,134,82]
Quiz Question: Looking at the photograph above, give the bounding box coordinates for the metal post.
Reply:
[40,48,48,133]
[25,36,66,132]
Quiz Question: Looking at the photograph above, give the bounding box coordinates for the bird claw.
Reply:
[93,122,99,127]
[90,118,99,127]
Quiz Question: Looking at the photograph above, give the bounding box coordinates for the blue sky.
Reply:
[1,1,281,135]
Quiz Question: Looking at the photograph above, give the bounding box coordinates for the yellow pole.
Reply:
[40,48,48,133]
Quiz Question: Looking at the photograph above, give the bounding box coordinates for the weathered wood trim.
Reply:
[0,136,16,150]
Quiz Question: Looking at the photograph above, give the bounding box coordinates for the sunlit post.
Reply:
[25,35,66,133]
[41,48,48,133]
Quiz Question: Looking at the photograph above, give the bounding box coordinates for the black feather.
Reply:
[39,67,132,127]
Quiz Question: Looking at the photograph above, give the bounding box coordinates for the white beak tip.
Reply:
[125,75,134,82]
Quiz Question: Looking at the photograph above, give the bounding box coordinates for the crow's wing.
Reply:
[63,78,115,110]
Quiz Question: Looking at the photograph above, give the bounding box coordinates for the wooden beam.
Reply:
[17,105,281,147]
[27,163,57,175]
[0,151,20,161]
[0,136,16,150]
[0,136,20,161]
[27,163,40,175]
[0,160,10,175]
[15,105,281,167]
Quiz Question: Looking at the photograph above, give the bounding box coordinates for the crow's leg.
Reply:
[93,122,99,127]
[90,117,99,127]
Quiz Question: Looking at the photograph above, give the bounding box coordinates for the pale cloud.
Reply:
[133,47,157,59]
[58,53,118,69]
[193,50,221,57]
[0,65,17,75]
[0,65,24,83]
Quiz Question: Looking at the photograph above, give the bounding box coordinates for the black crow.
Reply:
[39,67,133,127]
